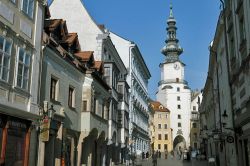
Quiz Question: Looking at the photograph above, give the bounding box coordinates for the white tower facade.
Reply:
[156,5,191,150]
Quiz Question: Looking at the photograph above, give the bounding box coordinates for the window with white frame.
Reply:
[50,77,58,101]
[16,48,31,90]
[22,0,35,19]
[68,86,75,108]
[0,36,11,82]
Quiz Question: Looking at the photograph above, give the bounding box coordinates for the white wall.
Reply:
[49,0,104,60]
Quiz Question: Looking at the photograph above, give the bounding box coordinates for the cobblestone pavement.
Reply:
[117,158,208,166]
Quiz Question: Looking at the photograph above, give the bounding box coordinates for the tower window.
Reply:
[177,105,181,109]
[158,124,161,129]
[178,114,181,119]
[177,96,180,101]
[177,87,180,92]
[178,123,182,127]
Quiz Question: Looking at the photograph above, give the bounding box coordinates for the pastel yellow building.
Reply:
[150,101,173,153]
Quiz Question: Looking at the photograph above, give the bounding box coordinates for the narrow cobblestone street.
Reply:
[118,158,208,166]
[141,158,207,166]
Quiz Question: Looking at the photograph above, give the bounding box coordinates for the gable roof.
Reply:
[150,101,170,112]
[75,51,94,62]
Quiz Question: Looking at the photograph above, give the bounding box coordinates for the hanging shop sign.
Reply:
[226,136,234,143]
[40,116,50,142]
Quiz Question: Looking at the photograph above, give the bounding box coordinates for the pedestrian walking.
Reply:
[171,150,174,159]
[152,151,157,166]
[146,151,149,160]
[165,150,168,159]
[125,151,130,166]
[142,151,145,159]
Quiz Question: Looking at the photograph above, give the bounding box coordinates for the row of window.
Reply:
[158,134,168,140]
[9,0,35,19]
[50,77,76,108]
[158,144,168,150]
[0,36,31,90]
[158,124,168,129]
[157,114,168,119]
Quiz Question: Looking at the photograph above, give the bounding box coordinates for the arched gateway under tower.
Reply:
[156,4,191,149]
[173,135,186,151]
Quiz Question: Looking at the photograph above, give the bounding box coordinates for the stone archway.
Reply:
[173,135,186,151]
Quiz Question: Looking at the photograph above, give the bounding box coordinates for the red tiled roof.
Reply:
[75,51,94,62]
[44,19,62,31]
[93,61,103,71]
[150,101,170,112]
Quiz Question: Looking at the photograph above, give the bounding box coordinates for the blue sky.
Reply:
[49,0,221,99]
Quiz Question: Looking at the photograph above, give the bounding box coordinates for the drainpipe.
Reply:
[219,0,238,166]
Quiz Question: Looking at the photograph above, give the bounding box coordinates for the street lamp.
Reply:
[48,105,56,119]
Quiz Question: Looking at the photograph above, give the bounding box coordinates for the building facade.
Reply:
[110,32,151,155]
[190,91,202,151]
[200,0,250,165]
[156,5,191,151]
[149,101,172,153]
[0,0,45,165]
[49,0,129,164]
[40,18,85,166]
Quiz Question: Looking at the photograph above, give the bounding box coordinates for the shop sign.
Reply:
[226,136,234,143]
[8,119,27,130]
[40,116,50,142]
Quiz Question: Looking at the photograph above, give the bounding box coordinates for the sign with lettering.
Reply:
[40,116,50,142]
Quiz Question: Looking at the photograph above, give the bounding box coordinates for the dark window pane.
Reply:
[28,0,34,18]
[17,76,22,87]
[19,49,24,62]
[24,54,30,65]
[5,41,11,54]
[5,128,26,166]
[3,56,9,68]
[0,37,4,50]
[18,64,23,75]
[0,52,3,66]
[2,67,8,81]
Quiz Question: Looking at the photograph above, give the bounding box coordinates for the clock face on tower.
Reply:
[174,63,180,70]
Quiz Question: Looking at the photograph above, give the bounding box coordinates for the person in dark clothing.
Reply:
[152,151,157,166]
[142,152,145,159]
[146,151,149,159]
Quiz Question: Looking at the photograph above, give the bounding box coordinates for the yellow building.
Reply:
[150,101,173,153]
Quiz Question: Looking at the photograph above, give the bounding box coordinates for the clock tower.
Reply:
[156,4,191,150]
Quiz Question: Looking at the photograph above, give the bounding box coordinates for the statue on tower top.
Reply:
[161,3,183,63]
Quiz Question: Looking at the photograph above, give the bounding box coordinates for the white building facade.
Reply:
[0,0,45,165]
[190,91,202,150]
[110,32,151,155]
[156,5,191,150]
[49,0,129,164]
